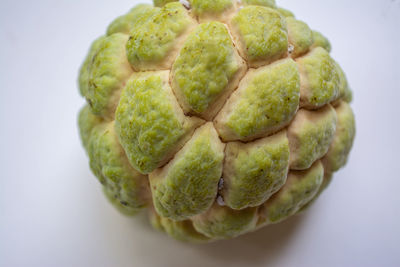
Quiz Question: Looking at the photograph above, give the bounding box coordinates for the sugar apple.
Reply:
[78,0,355,243]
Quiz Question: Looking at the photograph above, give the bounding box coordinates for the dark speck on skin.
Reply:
[87,98,93,107]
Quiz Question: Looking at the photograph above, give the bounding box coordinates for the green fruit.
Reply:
[78,0,355,242]
[259,161,324,224]
[230,6,288,67]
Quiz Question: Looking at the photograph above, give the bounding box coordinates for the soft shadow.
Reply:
[190,214,307,266]
[131,208,307,267]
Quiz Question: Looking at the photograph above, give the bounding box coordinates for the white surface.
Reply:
[1,0,399,266]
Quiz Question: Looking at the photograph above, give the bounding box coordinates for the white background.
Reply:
[1,0,399,266]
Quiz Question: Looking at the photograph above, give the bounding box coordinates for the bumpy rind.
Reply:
[107,4,154,35]
[297,171,333,213]
[149,123,225,221]
[296,47,341,109]
[288,105,337,170]
[189,0,235,22]
[222,130,290,210]
[149,208,210,242]
[311,30,332,53]
[79,34,133,118]
[79,107,149,213]
[322,101,356,172]
[260,161,324,224]
[192,203,258,239]
[230,6,288,67]
[78,105,103,150]
[242,0,277,8]
[153,0,179,8]
[126,2,196,71]
[214,58,300,142]
[78,1,356,243]
[171,21,246,119]
[277,7,295,18]
[115,71,203,174]
[286,17,314,58]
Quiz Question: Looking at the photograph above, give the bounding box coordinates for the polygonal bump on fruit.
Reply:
[125,2,197,71]
[214,58,300,142]
[229,5,289,68]
[171,21,246,120]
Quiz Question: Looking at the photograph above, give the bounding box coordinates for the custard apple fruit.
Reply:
[78,0,356,242]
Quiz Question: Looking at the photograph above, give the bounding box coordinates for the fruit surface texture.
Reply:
[78,0,355,242]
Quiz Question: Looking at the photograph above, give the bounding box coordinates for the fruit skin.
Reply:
[259,161,324,224]
[115,71,203,174]
[149,123,225,221]
[230,6,288,67]
[222,130,290,210]
[242,0,277,8]
[311,30,332,53]
[171,21,246,119]
[322,101,356,173]
[78,107,149,213]
[296,47,341,109]
[286,17,314,58]
[153,0,179,8]
[192,203,258,240]
[214,58,300,142]
[106,4,154,35]
[79,34,133,118]
[288,105,338,170]
[190,0,234,16]
[78,0,356,243]
[125,2,196,71]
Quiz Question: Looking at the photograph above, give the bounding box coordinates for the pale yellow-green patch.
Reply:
[335,61,348,101]
[242,0,277,8]
[231,6,288,67]
[322,101,356,172]
[115,71,203,174]
[153,0,179,7]
[149,208,165,231]
[78,33,133,118]
[126,2,195,71]
[262,161,324,223]
[149,206,208,242]
[107,4,154,35]
[311,30,332,52]
[87,122,149,212]
[215,58,300,142]
[333,61,353,104]
[297,171,333,213]
[288,105,337,170]
[343,87,353,103]
[286,17,313,58]
[192,203,258,239]
[103,187,140,216]
[149,123,224,221]
[189,0,234,19]
[172,22,244,117]
[296,47,340,108]
[79,37,103,97]
[222,131,289,210]
[277,7,295,18]
[78,105,103,150]
[159,217,210,243]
